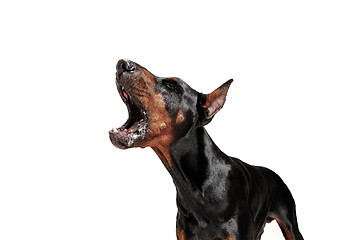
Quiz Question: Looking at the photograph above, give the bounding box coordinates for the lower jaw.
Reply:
[110,121,149,149]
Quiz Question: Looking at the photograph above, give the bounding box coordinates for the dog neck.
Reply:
[152,126,230,214]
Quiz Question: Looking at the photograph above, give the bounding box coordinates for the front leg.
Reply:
[177,228,237,240]
[176,215,255,240]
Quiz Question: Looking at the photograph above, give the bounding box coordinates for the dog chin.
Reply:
[109,122,149,150]
[109,138,129,150]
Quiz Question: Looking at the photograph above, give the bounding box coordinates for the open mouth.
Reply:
[109,85,149,148]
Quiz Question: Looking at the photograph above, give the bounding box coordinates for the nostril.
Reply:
[122,61,135,72]
[117,59,136,73]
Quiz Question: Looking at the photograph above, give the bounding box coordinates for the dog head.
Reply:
[109,59,232,150]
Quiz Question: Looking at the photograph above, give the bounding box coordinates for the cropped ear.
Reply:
[198,79,233,126]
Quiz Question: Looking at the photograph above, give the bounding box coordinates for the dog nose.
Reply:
[116,59,136,74]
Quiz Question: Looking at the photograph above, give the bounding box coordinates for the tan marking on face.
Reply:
[144,96,173,168]
[131,67,174,168]
[176,109,184,125]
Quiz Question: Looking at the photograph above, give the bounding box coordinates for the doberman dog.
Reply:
[109,59,304,240]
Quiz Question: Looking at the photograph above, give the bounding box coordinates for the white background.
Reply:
[1,1,359,239]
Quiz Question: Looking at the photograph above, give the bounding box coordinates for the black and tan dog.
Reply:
[109,59,303,240]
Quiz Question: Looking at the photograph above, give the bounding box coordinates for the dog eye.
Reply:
[163,79,183,94]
